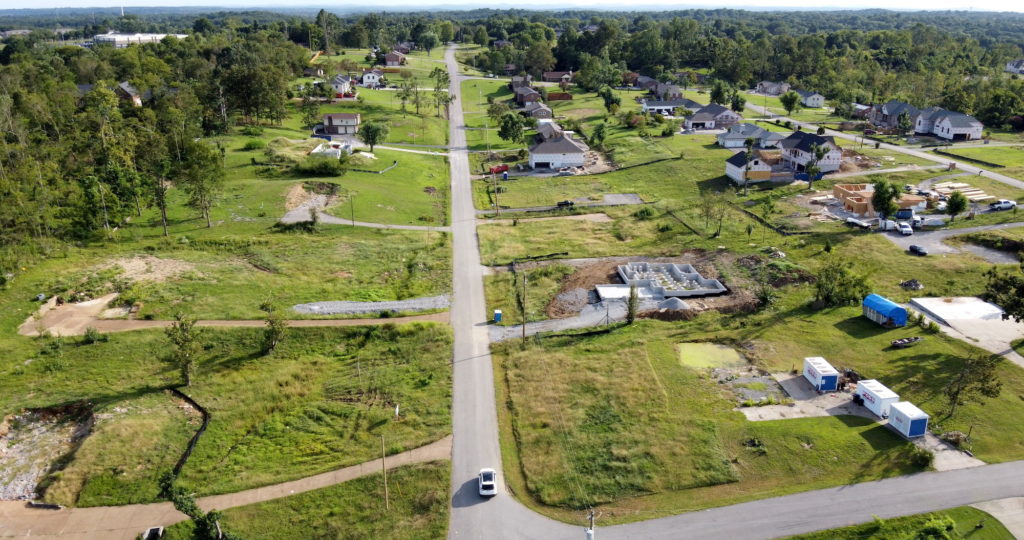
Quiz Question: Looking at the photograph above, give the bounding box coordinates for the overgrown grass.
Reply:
[483,263,575,325]
[164,462,450,540]
[786,506,1013,540]
[17,324,452,506]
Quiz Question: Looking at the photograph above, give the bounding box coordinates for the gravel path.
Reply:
[488,299,659,342]
[293,294,451,315]
[882,221,1024,264]
[477,193,646,215]
[281,196,450,232]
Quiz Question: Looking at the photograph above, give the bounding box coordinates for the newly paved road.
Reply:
[882,220,1024,263]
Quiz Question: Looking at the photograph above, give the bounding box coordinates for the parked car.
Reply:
[556,200,575,208]
[898,222,914,236]
[489,164,509,174]
[478,468,497,497]
[911,216,924,229]
[903,184,915,192]
[554,171,573,177]
[934,201,948,212]
[908,245,928,256]
[989,199,1018,211]
[863,129,877,135]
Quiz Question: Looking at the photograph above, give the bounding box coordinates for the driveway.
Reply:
[881,221,1024,264]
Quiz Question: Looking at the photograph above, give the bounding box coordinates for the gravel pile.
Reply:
[0,411,84,500]
[292,295,451,315]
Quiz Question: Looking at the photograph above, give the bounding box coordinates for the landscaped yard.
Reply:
[786,506,1013,539]
[4,324,453,507]
[164,462,450,540]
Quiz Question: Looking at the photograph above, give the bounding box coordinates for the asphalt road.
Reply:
[882,220,1024,263]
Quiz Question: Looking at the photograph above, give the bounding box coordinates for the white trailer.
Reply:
[802,357,839,392]
[855,379,899,418]
[889,402,929,438]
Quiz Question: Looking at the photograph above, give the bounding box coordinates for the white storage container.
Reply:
[802,357,839,392]
[889,402,929,438]
[856,379,900,418]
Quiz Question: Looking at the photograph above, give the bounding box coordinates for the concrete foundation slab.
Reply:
[909,297,1005,325]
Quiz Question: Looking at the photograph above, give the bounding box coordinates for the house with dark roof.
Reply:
[331,74,354,96]
[778,131,842,173]
[529,134,588,169]
[515,86,542,104]
[929,110,983,141]
[321,113,361,136]
[115,81,145,107]
[543,71,574,84]
[795,89,825,108]
[360,69,384,88]
[1006,59,1024,75]
[869,100,919,129]
[651,82,683,100]
[716,123,785,149]
[725,150,773,185]
[523,101,553,119]
[304,66,325,77]
[503,63,518,76]
[635,75,658,90]
[493,39,513,49]
[534,120,563,142]
[509,75,533,90]
[385,51,406,67]
[684,103,742,130]
[756,81,790,96]
[396,41,415,54]
[641,98,701,116]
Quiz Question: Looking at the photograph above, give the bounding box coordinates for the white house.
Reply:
[778,131,842,173]
[717,123,785,149]
[795,89,825,108]
[685,104,742,130]
[725,151,772,185]
[360,69,384,88]
[931,111,984,141]
[321,113,361,136]
[1006,59,1024,74]
[528,134,588,169]
[641,98,701,116]
[331,74,354,96]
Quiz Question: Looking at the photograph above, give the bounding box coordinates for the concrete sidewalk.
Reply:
[0,436,451,540]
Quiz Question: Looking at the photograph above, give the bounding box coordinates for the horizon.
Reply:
[4,1,1024,14]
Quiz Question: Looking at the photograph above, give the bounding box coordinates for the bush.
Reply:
[294,157,347,177]
[240,125,264,136]
[242,139,265,151]
[81,326,108,345]
[909,445,935,468]
[633,206,654,220]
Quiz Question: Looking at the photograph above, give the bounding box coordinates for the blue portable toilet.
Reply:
[889,402,929,438]
[862,294,908,327]
[802,357,839,392]
[502,171,509,181]
[493,309,502,323]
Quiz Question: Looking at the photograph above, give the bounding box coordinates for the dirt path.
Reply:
[0,436,452,540]
[477,213,612,225]
[18,296,449,337]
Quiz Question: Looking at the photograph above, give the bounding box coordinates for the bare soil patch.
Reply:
[0,404,93,501]
[106,255,196,284]
[841,149,881,172]
[563,107,601,119]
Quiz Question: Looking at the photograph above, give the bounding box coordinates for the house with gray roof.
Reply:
[685,103,742,130]
[929,110,983,141]
[716,123,785,149]
[795,89,825,108]
[869,100,920,129]
[641,98,702,116]
[528,134,588,169]
[1005,59,1024,74]
[523,101,553,119]
[725,150,773,185]
[515,86,542,104]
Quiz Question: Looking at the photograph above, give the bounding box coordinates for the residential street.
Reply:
[881,221,1024,263]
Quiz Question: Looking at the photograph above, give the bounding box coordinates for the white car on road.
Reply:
[989,199,1018,211]
[478,468,497,497]
[898,222,914,236]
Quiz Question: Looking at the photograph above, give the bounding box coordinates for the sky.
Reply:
[9,0,1024,12]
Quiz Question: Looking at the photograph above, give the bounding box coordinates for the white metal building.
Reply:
[93,32,188,47]
[889,402,929,438]
[802,357,839,392]
[856,379,900,418]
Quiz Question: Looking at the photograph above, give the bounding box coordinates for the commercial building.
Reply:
[93,32,187,48]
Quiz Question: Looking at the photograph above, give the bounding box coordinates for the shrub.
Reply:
[81,326,108,345]
[909,445,935,468]
[240,125,264,136]
[242,139,265,151]
[294,156,347,177]
[633,206,654,220]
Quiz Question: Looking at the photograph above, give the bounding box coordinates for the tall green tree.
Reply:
[813,256,870,308]
[358,121,390,151]
[779,91,801,116]
[178,141,225,228]
[165,314,200,387]
[984,264,1024,323]
[946,190,969,221]
[945,355,1003,417]
[419,31,440,55]
[870,180,900,221]
[497,112,524,144]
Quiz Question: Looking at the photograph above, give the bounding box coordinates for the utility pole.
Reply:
[350,194,355,226]
[381,435,390,510]
[492,172,500,216]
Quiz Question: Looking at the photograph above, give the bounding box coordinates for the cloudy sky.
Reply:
[13,0,1024,11]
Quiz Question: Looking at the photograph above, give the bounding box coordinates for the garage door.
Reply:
[534,162,551,169]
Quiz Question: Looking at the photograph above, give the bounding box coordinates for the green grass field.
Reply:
[937,146,1024,182]
[7,324,452,507]
[164,462,450,540]
[483,263,575,325]
[787,506,1013,540]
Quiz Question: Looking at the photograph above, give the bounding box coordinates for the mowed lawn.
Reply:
[3,324,453,507]
[938,145,1024,182]
[164,462,450,540]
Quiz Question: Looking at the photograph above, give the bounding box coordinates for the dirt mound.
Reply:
[107,255,196,283]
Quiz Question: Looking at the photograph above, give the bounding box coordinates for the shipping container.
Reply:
[802,357,839,392]
[889,401,929,438]
[855,379,900,418]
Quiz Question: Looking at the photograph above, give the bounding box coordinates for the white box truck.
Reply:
[855,379,899,418]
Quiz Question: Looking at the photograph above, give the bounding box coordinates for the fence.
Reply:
[170,388,211,477]
[933,149,1005,169]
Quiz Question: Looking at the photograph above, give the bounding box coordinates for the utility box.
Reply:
[802,357,839,392]
[493,309,502,323]
[889,401,929,438]
[855,379,900,418]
